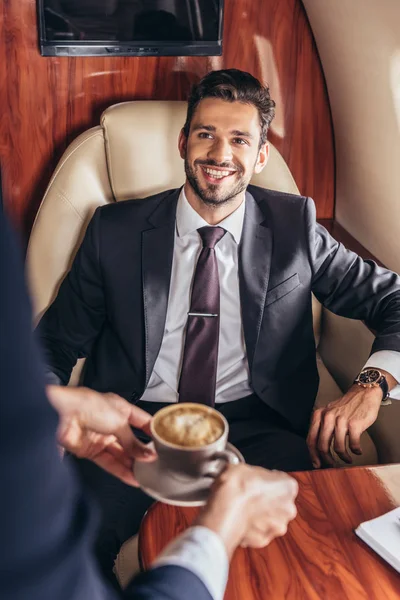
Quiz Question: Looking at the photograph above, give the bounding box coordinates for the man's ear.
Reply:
[254,142,269,174]
[178,129,187,160]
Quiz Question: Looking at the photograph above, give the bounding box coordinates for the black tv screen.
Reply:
[37,0,224,57]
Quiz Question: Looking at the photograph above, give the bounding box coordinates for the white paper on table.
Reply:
[355,506,400,573]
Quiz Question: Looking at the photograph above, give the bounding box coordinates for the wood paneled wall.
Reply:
[0,0,334,239]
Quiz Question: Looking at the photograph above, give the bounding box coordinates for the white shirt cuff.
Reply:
[151,526,229,600]
[364,351,400,400]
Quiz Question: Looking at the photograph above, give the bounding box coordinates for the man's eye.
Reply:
[198,132,213,139]
[233,138,248,145]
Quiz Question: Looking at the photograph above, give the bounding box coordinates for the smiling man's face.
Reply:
[179,98,268,209]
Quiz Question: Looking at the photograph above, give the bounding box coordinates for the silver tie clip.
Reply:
[188,312,218,317]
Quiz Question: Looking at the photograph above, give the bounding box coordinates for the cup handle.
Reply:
[204,449,240,478]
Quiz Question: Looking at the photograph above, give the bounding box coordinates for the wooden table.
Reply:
[139,464,400,599]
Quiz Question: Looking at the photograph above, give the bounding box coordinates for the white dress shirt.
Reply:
[141,188,400,403]
[364,351,400,399]
[141,188,253,404]
[152,526,229,600]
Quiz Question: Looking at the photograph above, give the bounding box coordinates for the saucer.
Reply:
[134,442,245,507]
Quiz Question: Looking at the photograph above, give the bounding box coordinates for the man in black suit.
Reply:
[38,69,400,584]
[0,207,298,600]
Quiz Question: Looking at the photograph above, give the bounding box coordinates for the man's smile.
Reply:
[200,165,237,184]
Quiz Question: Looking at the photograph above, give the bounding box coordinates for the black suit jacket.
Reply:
[0,208,212,600]
[38,186,400,432]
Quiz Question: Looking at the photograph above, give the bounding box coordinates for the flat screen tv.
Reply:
[37,0,224,57]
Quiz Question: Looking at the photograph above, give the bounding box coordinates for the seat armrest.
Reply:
[318,308,400,463]
[318,309,373,391]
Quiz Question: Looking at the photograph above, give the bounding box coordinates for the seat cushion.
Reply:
[315,355,378,466]
[26,126,114,319]
[101,101,301,202]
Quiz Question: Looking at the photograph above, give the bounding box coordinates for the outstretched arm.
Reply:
[305,197,400,466]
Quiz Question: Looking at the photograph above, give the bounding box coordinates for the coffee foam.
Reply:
[154,406,224,447]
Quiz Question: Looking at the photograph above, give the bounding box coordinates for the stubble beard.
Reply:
[184,158,250,208]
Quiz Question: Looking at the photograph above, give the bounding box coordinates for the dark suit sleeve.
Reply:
[0,210,213,600]
[305,197,400,354]
[0,209,111,600]
[125,566,213,600]
[37,207,106,385]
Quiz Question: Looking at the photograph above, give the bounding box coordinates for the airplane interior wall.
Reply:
[304,0,400,273]
[0,0,334,240]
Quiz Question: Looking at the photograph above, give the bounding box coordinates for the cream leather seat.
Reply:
[26,101,400,587]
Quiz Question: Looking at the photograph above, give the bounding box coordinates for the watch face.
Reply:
[359,369,381,384]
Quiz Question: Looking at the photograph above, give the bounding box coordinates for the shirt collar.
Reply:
[176,187,245,244]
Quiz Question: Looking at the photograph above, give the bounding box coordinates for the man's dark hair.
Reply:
[183,69,275,147]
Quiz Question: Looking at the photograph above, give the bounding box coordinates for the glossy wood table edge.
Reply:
[139,465,400,599]
[138,464,400,567]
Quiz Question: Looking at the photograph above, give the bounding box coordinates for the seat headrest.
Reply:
[101,101,299,201]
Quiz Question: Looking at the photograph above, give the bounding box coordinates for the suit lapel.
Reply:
[142,190,179,387]
[239,191,272,370]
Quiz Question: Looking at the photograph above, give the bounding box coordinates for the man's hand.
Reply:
[46,386,156,486]
[195,464,298,558]
[306,386,382,468]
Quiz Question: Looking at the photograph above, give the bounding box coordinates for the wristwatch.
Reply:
[353,368,392,405]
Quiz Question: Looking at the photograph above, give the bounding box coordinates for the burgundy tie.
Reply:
[178,226,226,406]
